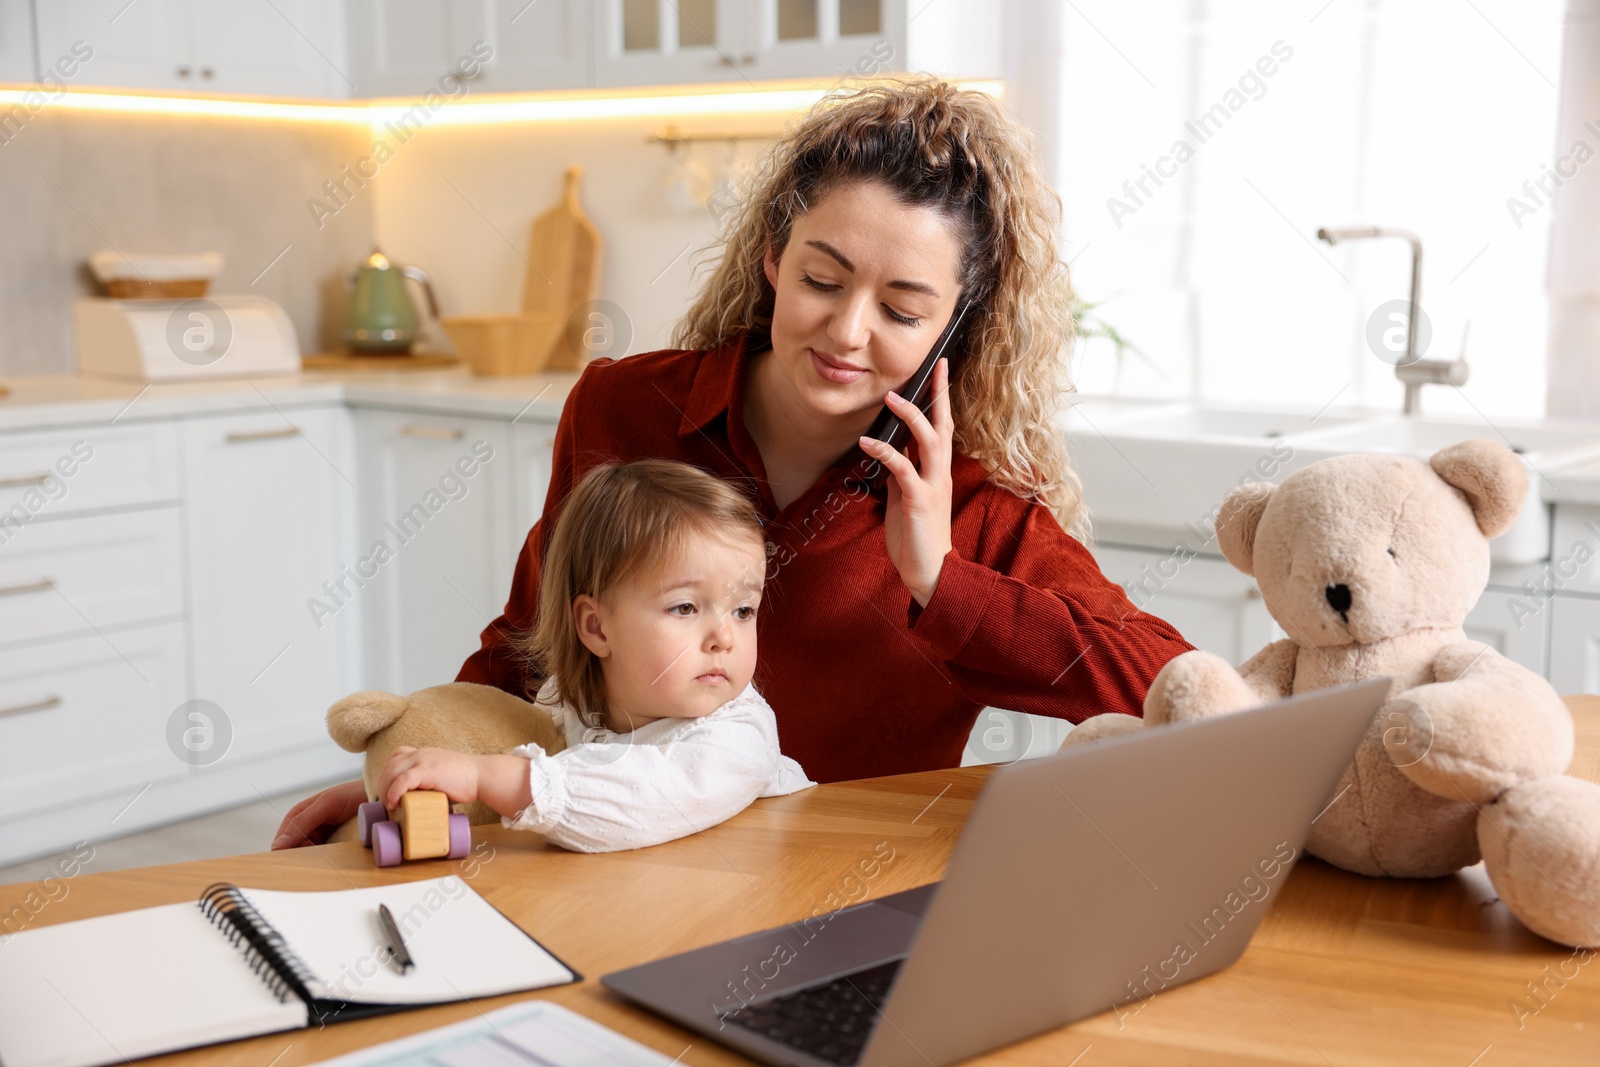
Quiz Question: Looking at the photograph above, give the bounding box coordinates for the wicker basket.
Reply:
[104,278,211,300]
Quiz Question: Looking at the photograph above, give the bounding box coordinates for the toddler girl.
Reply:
[377,459,814,852]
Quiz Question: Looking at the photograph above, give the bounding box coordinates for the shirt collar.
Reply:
[679,330,759,437]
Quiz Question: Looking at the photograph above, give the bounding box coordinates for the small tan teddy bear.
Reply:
[1069,439,1600,948]
[323,682,566,842]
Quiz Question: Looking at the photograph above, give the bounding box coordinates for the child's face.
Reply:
[576,529,765,729]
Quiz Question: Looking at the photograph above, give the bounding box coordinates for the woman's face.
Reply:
[761,180,965,425]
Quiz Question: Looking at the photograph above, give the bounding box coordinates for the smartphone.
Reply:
[862,298,974,487]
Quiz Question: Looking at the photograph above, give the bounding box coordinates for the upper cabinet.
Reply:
[18,0,999,99]
[346,0,589,96]
[34,0,347,97]
[0,2,35,82]
[592,0,995,88]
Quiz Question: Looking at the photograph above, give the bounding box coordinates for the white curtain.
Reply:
[1019,0,1568,419]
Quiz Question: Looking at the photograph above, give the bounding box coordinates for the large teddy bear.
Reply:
[1069,439,1600,948]
[323,682,565,843]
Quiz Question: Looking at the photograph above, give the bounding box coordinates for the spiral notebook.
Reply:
[0,875,578,1067]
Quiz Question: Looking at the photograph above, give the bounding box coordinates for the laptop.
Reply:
[602,677,1390,1067]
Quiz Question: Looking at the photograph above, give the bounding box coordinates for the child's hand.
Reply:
[378,746,484,810]
[377,746,536,819]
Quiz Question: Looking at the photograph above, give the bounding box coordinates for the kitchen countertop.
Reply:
[12,372,1600,512]
[0,368,582,432]
[1543,455,1600,507]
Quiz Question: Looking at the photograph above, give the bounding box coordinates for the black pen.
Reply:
[377,903,414,973]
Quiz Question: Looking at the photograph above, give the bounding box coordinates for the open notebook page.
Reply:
[241,875,575,1005]
[0,901,307,1067]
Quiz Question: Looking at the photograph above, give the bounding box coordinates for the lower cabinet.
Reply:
[510,420,558,551]
[0,622,188,820]
[0,400,571,867]
[1465,587,1548,677]
[965,543,1282,766]
[0,508,184,647]
[353,409,516,695]
[1091,544,1282,662]
[1550,596,1600,696]
[180,407,358,765]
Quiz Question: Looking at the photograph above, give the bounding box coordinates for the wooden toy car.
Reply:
[356,791,471,867]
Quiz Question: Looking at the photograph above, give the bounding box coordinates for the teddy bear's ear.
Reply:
[1429,439,1527,538]
[1214,482,1276,576]
[325,691,410,752]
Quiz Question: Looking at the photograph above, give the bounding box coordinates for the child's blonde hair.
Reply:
[526,459,764,728]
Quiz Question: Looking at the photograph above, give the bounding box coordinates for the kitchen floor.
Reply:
[0,787,321,886]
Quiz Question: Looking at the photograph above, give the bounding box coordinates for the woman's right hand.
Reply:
[270,778,368,849]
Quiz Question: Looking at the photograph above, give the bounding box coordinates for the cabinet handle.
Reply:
[0,577,53,598]
[399,425,465,441]
[0,695,61,719]
[177,65,191,77]
[0,472,51,488]
[226,426,301,444]
[200,67,214,79]
[718,53,756,66]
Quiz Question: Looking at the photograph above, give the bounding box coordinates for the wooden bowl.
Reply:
[441,313,563,377]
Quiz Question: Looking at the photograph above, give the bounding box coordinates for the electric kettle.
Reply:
[344,249,439,354]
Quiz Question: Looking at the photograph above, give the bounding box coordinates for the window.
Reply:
[1047,0,1567,419]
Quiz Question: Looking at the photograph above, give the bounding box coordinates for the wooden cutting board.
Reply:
[522,165,602,370]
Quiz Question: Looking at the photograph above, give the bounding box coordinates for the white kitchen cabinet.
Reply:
[742,0,902,81]
[468,0,592,92]
[592,0,897,87]
[1092,544,1282,664]
[1549,596,1600,696]
[348,0,589,95]
[187,0,348,98]
[0,621,189,819]
[593,0,994,89]
[0,421,180,516]
[34,0,190,92]
[347,0,468,95]
[593,0,750,87]
[510,419,558,550]
[180,408,357,765]
[965,541,1281,767]
[1465,586,1548,677]
[31,0,996,99]
[35,0,345,97]
[0,508,184,649]
[0,1,34,81]
[354,409,515,694]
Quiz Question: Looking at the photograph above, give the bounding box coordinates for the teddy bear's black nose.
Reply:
[1325,583,1352,621]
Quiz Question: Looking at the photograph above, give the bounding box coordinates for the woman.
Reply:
[273,76,1192,849]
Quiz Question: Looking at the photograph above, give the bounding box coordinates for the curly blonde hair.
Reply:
[672,75,1087,539]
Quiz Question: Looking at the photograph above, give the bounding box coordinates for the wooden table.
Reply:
[6,699,1599,1066]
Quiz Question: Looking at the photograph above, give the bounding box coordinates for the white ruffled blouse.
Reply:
[501,677,815,852]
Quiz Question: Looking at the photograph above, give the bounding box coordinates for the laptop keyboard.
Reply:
[721,958,903,1066]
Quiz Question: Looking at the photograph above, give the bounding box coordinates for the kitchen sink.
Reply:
[1068,404,1600,564]
[1296,417,1600,467]
[1105,404,1362,441]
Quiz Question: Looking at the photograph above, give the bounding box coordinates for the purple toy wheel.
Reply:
[447,813,471,859]
[357,801,388,847]
[372,819,403,867]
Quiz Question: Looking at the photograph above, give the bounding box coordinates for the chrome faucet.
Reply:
[1316,226,1468,415]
